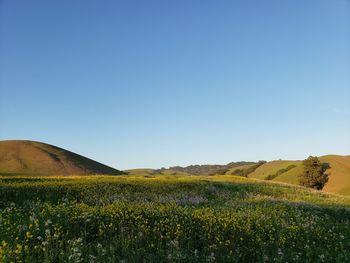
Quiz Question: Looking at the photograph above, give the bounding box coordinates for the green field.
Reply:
[1,175,350,262]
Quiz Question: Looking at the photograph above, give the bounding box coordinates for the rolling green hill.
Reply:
[248,160,299,180]
[127,156,350,196]
[0,140,123,175]
[127,161,258,177]
[1,140,349,195]
[247,155,350,195]
[225,163,257,175]
[127,155,350,195]
[0,140,349,260]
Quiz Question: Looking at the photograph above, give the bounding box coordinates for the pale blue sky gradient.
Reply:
[1,1,349,169]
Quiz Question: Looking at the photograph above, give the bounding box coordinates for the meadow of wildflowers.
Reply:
[0,175,349,262]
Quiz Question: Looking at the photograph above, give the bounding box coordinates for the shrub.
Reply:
[265,165,297,180]
[231,161,266,177]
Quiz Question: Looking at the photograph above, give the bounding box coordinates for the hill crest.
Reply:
[0,140,123,176]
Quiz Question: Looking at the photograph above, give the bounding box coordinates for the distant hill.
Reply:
[0,140,123,176]
[3,140,348,195]
[246,155,350,195]
[126,161,258,176]
[127,155,350,196]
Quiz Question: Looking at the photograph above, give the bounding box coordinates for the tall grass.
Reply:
[0,175,349,262]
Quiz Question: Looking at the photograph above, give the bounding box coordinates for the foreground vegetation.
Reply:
[0,175,350,262]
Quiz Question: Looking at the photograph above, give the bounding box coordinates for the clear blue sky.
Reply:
[1,1,349,169]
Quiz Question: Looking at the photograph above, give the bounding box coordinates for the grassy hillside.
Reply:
[248,160,299,180]
[126,162,258,177]
[0,140,123,176]
[320,155,350,195]
[269,163,303,185]
[126,155,350,196]
[248,155,350,196]
[161,161,257,176]
[0,174,349,262]
[225,163,256,175]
